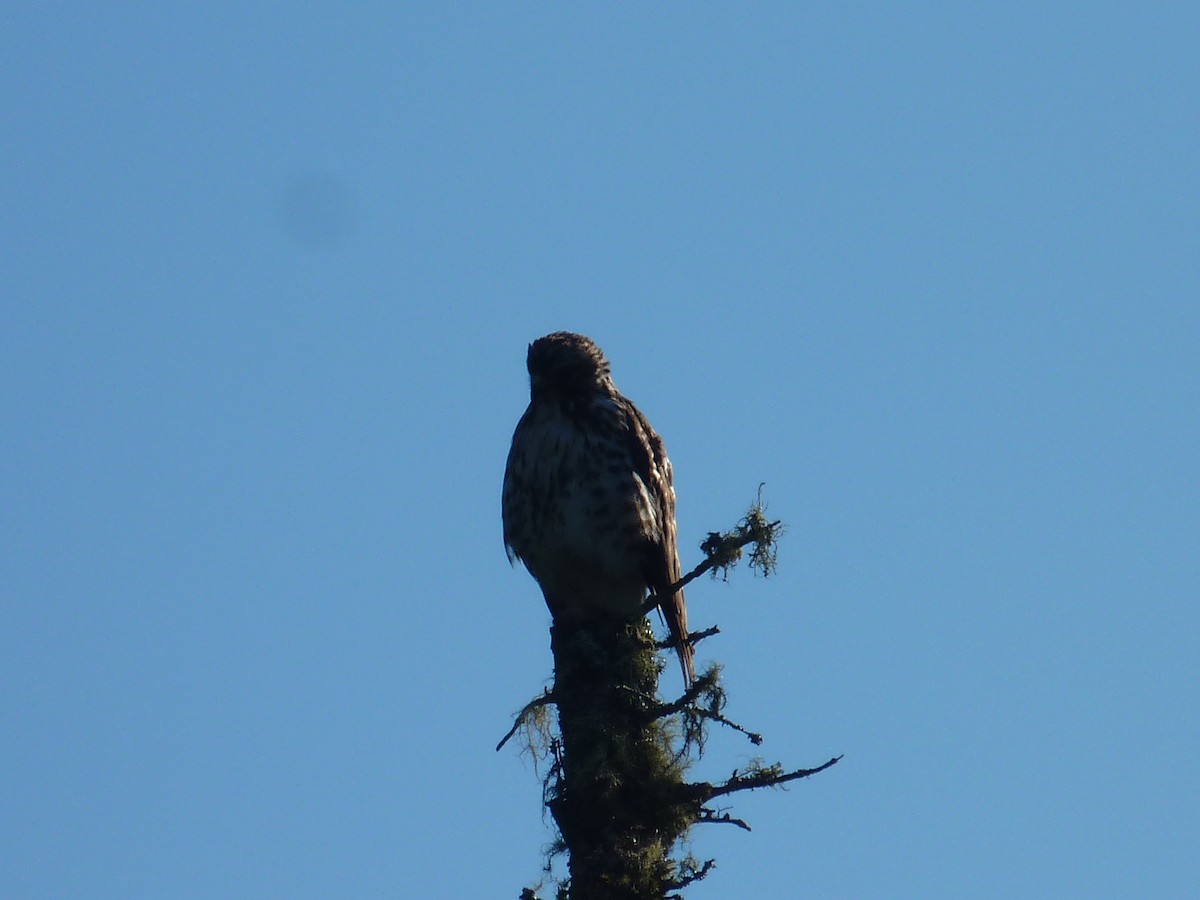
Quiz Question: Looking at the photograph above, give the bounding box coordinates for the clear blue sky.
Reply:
[3,5,1196,898]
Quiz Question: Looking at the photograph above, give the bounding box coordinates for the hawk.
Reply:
[502,331,695,687]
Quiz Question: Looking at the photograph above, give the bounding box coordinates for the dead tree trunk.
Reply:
[547,616,691,900]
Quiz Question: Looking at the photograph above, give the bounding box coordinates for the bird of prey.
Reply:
[502,331,695,687]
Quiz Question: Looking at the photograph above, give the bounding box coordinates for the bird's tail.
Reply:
[663,590,695,688]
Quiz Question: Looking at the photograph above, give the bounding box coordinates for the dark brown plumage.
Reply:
[502,332,695,687]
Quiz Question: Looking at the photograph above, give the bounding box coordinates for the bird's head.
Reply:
[527,331,615,399]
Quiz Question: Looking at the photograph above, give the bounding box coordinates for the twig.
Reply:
[641,505,783,618]
[698,808,752,831]
[701,756,842,801]
[655,624,719,652]
[697,708,762,745]
[666,857,717,893]
[652,671,716,718]
[495,689,556,752]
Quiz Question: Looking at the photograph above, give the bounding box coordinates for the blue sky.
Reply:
[3,4,1197,897]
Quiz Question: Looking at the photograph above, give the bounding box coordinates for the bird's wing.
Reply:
[620,400,695,687]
